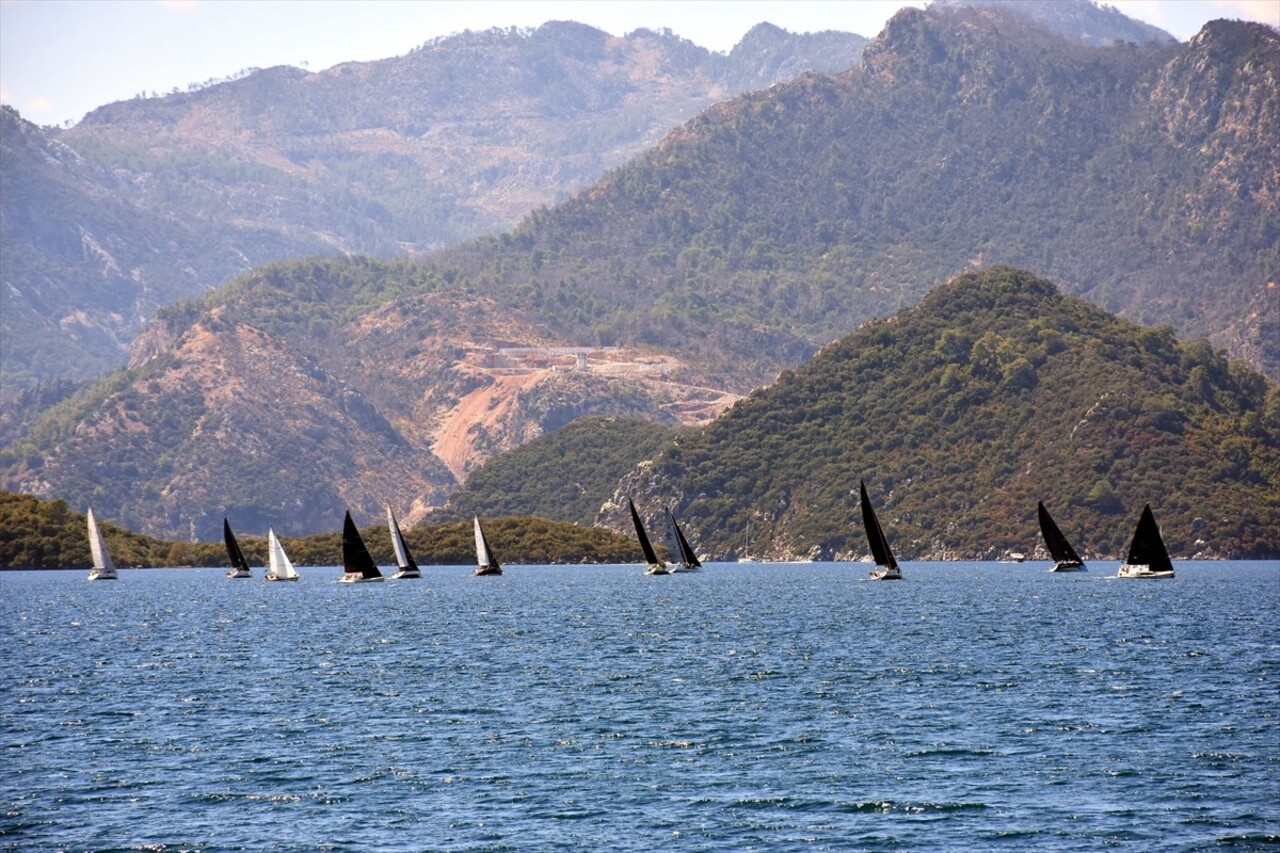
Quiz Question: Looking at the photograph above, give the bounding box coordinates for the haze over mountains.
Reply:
[1,2,1276,553]
[1,21,868,390]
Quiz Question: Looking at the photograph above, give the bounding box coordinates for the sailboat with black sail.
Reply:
[859,480,902,580]
[385,505,421,579]
[665,508,701,572]
[223,518,253,578]
[473,516,502,575]
[339,511,384,583]
[86,507,118,581]
[1037,501,1085,572]
[1117,504,1175,578]
[265,528,300,581]
[629,499,668,575]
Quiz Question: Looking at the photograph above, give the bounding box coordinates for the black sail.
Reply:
[859,480,898,570]
[629,499,661,566]
[343,511,382,579]
[672,511,701,568]
[388,508,419,573]
[223,518,251,573]
[1125,504,1174,574]
[1037,501,1083,565]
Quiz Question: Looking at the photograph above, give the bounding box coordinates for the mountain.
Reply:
[437,416,679,525]
[936,0,1177,46]
[0,22,868,394]
[607,267,1279,561]
[2,7,1276,538]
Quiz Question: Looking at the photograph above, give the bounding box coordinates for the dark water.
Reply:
[2,561,1277,852]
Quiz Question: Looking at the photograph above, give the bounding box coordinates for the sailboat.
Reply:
[859,480,902,580]
[664,508,702,572]
[264,528,300,581]
[1117,504,1175,578]
[386,505,422,579]
[473,516,502,575]
[223,518,253,578]
[629,499,669,575]
[86,507,118,581]
[1037,501,1085,572]
[339,511,384,583]
[737,522,757,562]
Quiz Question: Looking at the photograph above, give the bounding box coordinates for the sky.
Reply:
[2,0,1277,128]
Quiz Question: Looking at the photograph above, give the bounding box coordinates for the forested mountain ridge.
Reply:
[1,22,867,393]
[2,6,1275,540]
[429,8,1276,380]
[609,268,1279,561]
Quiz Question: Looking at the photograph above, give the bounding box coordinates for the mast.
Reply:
[628,499,661,566]
[1125,504,1173,574]
[859,480,898,570]
[343,511,382,579]
[224,518,251,573]
[386,505,418,573]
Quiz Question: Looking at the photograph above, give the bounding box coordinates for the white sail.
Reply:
[387,505,410,569]
[86,508,118,580]
[474,516,491,567]
[267,528,299,580]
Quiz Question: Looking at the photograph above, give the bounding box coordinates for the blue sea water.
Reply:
[1,561,1277,852]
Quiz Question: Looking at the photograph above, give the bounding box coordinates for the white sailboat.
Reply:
[265,528,300,581]
[473,516,502,575]
[386,505,422,579]
[86,507,118,581]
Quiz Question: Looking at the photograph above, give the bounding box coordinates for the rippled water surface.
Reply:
[2,561,1278,852]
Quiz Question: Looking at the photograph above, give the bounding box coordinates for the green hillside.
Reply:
[619,268,1279,560]
[0,492,636,569]
[438,417,679,524]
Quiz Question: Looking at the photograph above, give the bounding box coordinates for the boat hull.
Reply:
[645,564,671,575]
[474,566,502,576]
[339,574,383,583]
[226,569,252,579]
[265,575,299,582]
[391,570,422,579]
[1116,564,1175,579]
[87,570,118,581]
[869,567,902,580]
[1050,561,1086,572]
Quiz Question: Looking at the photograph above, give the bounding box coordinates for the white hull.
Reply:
[391,569,421,579]
[87,568,118,581]
[265,574,299,582]
[474,566,502,576]
[226,568,251,579]
[1050,561,1086,573]
[670,564,700,573]
[1117,563,1175,579]
[869,566,902,580]
[339,574,384,583]
[645,563,671,575]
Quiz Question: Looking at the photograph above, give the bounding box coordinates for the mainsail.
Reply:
[223,518,252,576]
[668,508,701,568]
[1037,501,1084,567]
[86,507,117,579]
[1124,504,1174,575]
[267,528,299,580]
[342,511,383,580]
[628,499,662,567]
[386,505,419,574]
[474,516,501,574]
[859,480,898,571]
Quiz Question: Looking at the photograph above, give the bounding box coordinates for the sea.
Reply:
[2,561,1277,853]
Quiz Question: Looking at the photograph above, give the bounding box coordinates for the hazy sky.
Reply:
[2,0,1277,128]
